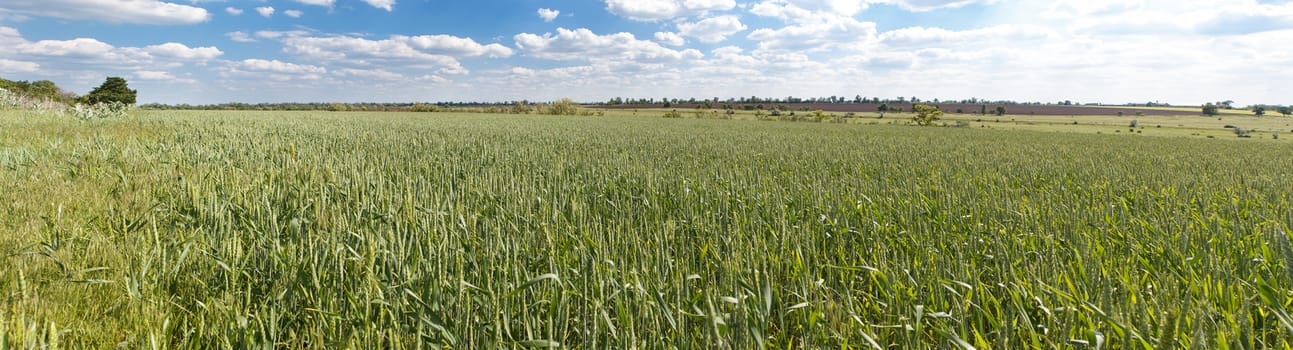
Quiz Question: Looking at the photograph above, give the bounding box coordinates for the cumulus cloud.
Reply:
[235,59,327,74]
[654,31,686,46]
[256,7,275,17]
[514,27,704,63]
[538,8,560,22]
[291,0,334,7]
[0,0,209,25]
[134,70,175,80]
[225,7,243,16]
[878,0,999,12]
[747,14,877,52]
[144,42,223,60]
[362,0,396,11]
[284,10,303,18]
[226,32,257,43]
[676,15,747,43]
[602,0,735,21]
[0,26,221,90]
[262,33,511,75]
[0,59,40,73]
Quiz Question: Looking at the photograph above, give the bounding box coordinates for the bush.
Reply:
[68,102,131,120]
[662,110,682,118]
[541,98,581,115]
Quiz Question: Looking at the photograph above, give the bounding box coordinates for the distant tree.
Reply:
[912,104,943,126]
[1278,106,1292,117]
[878,103,889,118]
[1202,103,1219,116]
[995,106,1006,116]
[82,77,137,105]
[1253,105,1266,116]
[980,104,987,115]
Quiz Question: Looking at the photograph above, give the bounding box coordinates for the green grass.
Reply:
[2,109,1292,348]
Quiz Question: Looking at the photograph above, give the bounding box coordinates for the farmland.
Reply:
[2,109,1292,348]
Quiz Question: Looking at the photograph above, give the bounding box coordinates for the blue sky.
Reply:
[1,0,1291,105]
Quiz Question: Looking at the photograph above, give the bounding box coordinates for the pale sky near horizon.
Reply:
[1,0,1290,106]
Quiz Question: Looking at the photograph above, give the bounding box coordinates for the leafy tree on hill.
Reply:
[82,77,137,105]
[1252,105,1266,117]
[1278,106,1292,117]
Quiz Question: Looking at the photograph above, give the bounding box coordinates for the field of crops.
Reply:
[1,110,1291,348]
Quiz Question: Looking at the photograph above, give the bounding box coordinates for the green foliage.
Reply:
[82,77,137,105]
[1253,105,1266,116]
[662,109,682,118]
[67,101,131,120]
[409,103,441,112]
[911,104,943,126]
[1279,106,1292,117]
[2,110,1292,347]
[0,77,74,104]
[540,98,581,115]
[1202,103,1220,116]
[995,105,1007,116]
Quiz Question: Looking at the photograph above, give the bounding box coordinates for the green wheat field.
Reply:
[2,110,1291,348]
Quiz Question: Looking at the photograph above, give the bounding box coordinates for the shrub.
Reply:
[541,98,581,115]
[662,110,682,118]
[68,102,131,120]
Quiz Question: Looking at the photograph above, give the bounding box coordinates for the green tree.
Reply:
[877,103,889,118]
[912,104,943,126]
[995,106,1006,116]
[82,77,137,105]
[1278,106,1292,117]
[1202,103,1219,116]
[1253,105,1266,116]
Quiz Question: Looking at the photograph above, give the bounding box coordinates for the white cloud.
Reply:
[876,0,999,12]
[236,59,327,74]
[361,0,395,11]
[396,35,514,57]
[291,0,334,7]
[654,31,685,46]
[676,15,747,43]
[225,7,243,16]
[747,14,877,52]
[0,59,40,73]
[538,8,560,22]
[134,70,175,80]
[332,68,405,81]
[515,28,704,63]
[265,33,511,75]
[284,10,303,18]
[18,38,119,58]
[256,6,274,17]
[226,31,256,43]
[602,0,735,21]
[144,42,223,60]
[0,0,209,25]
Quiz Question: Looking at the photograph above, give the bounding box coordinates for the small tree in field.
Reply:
[1202,103,1219,116]
[1278,106,1292,117]
[912,104,943,126]
[995,105,1006,116]
[82,77,137,105]
[1253,105,1266,117]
